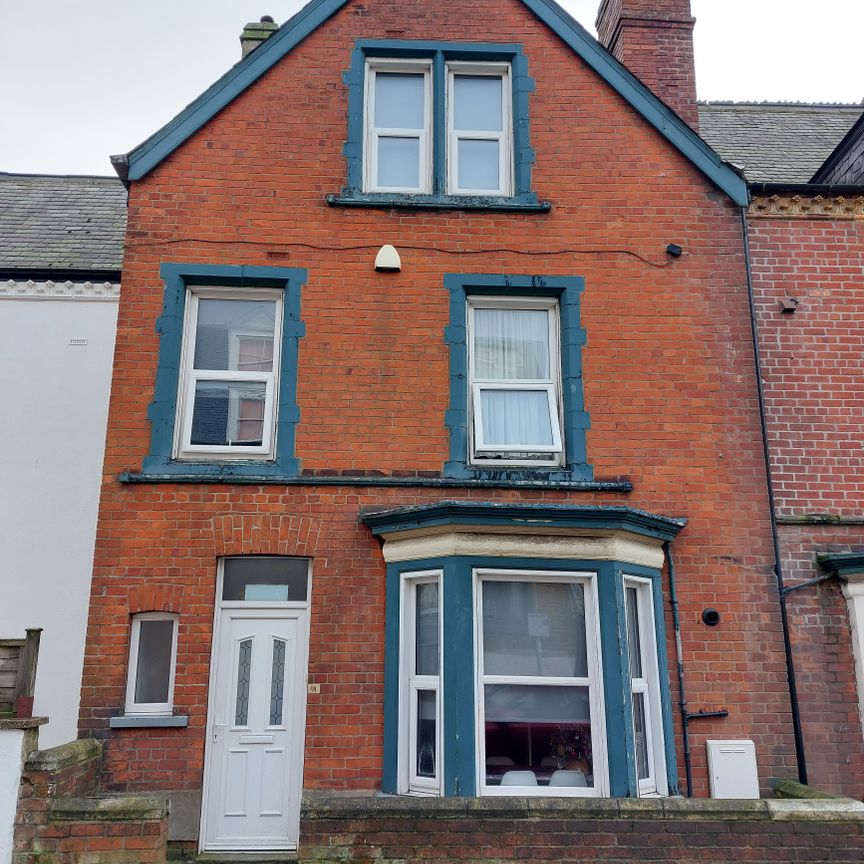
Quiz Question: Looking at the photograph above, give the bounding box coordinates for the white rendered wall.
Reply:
[0,287,118,748]
[0,729,26,864]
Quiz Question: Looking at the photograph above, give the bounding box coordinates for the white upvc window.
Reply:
[364,60,433,194]
[447,63,512,196]
[399,571,442,795]
[468,297,564,466]
[623,576,667,796]
[175,287,283,459]
[125,613,179,716]
[475,570,605,796]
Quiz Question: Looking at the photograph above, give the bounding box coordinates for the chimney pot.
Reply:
[240,16,279,58]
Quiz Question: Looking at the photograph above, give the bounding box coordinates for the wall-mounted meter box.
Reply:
[706,739,760,799]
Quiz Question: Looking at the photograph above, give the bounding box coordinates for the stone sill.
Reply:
[109,715,189,728]
[0,716,47,731]
[51,793,169,822]
[300,793,864,823]
[25,737,102,772]
[326,192,551,212]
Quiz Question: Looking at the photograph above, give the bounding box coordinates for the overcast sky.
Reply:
[2,0,862,176]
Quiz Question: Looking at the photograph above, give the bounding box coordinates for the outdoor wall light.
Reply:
[375,244,402,272]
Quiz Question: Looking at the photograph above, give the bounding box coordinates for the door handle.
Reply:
[212,724,228,742]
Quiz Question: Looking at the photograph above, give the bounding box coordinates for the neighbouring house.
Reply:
[701,103,864,797]
[75,0,812,853]
[0,173,125,748]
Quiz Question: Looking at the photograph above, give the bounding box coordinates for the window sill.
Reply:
[326,191,550,213]
[140,454,298,479]
[109,715,189,729]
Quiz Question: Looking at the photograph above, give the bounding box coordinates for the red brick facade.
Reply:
[748,213,864,797]
[79,0,803,843]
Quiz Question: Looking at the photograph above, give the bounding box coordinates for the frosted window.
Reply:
[378,137,421,189]
[453,75,503,131]
[133,619,174,704]
[235,639,252,726]
[374,73,425,129]
[270,638,286,726]
[479,389,554,447]
[482,581,587,677]
[457,139,500,191]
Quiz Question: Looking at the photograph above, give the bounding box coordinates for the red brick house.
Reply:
[77,0,826,853]
[703,104,864,798]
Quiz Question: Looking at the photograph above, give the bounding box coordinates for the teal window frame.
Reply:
[382,555,676,798]
[142,263,307,479]
[329,40,548,212]
[443,273,591,481]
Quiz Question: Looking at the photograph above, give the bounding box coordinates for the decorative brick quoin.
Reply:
[69,0,864,857]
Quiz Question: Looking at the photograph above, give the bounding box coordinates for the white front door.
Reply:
[202,608,308,851]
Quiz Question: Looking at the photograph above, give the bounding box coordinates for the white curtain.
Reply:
[480,389,553,446]
[473,308,549,379]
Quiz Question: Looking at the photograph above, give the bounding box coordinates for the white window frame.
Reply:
[125,612,179,716]
[398,570,443,796]
[446,62,512,196]
[623,576,668,797]
[364,59,433,194]
[473,569,607,797]
[174,286,283,459]
[468,296,564,466]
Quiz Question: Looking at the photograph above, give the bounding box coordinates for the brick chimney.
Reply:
[596,0,699,130]
[240,15,279,58]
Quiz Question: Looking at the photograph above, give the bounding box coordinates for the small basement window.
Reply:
[125,613,179,716]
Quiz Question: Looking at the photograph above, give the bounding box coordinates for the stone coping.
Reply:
[773,779,856,801]
[25,738,102,772]
[0,716,47,731]
[50,794,169,822]
[301,794,864,823]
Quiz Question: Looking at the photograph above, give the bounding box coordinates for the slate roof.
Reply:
[698,102,864,184]
[0,173,127,273]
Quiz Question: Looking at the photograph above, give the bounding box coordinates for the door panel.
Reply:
[203,612,307,850]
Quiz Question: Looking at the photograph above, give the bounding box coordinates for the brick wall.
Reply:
[82,0,794,811]
[13,740,168,864]
[748,212,864,799]
[298,794,864,863]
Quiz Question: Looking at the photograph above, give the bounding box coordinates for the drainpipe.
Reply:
[740,208,808,784]
[665,541,729,797]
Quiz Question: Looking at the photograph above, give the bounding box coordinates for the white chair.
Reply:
[500,770,538,786]
[549,769,587,787]
[486,756,515,767]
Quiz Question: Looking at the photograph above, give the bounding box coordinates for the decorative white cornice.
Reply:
[749,194,864,220]
[0,279,120,300]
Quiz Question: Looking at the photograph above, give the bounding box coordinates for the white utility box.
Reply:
[706,739,760,798]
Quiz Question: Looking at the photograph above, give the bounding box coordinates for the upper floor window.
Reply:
[141,263,306,479]
[468,297,563,466]
[176,288,283,459]
[333,41,544,211]
[364,59,512,196]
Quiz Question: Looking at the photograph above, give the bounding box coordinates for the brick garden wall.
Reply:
[748,213,864,799]
[298,795,864,864]
[13,740,168,864]
[82,0,795,818]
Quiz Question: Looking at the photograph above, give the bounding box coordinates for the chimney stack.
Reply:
[596,0,699,130]
[240,15,279,58]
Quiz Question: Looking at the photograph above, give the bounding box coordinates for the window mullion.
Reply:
[432,51,446,196]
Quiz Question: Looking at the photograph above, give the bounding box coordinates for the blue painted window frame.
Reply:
[332,40,546,211]
[383,556,676,798]
[142,263,307,478]
[443,273,591,481]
